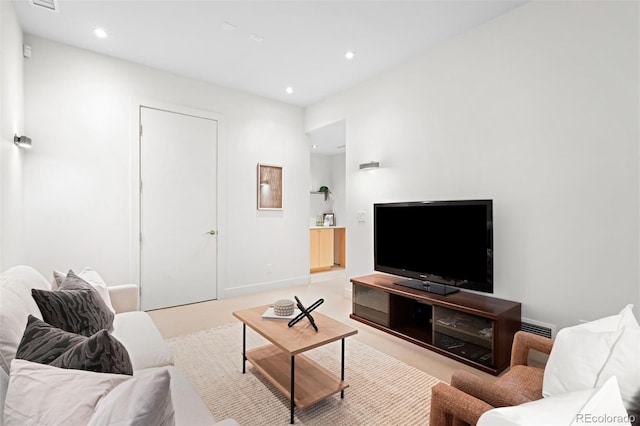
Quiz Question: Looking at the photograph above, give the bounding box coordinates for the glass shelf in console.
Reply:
[352,285,390,327]
[433,306,494,367]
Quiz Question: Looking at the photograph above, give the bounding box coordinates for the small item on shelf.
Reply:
[439,337,464,350]
[452,315,472,328]
[318,186,331,201]
[273,299,295,316]
[479,353,492,362]
[479,327,493,338]
[437,317,456,326]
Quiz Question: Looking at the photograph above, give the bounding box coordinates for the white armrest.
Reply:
[108,284,140,313]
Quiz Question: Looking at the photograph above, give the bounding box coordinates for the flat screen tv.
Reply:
[374,200,493,295]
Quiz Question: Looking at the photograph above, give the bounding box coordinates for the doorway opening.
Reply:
[307,120,346,278]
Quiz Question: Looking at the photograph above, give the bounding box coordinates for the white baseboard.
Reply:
[221,275,311,299]
[310,268,346,283]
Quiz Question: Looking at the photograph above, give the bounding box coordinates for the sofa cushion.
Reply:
[0,266,51,374]
[89,368,174,426]
[136,366,217,426]
[3,359,131,426]
[478,376,627,426]
[16,315,133,375]
[111,311,174,370]
[0,367,8,425]
[32,270,114,337]
[53,267,116,315]
[4,359,174,426]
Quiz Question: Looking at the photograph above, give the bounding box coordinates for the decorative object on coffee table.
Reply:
[261,306,300,321]
[288,296,324,332]
[273,299,295,316]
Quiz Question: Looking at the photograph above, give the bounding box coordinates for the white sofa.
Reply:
[0,265,237,426]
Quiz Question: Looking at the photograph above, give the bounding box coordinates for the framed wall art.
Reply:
[257,163,283,210]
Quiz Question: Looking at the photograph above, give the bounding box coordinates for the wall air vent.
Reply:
[29,0,59,12]
[521,318,556,339]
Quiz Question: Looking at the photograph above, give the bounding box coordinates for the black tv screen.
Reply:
[374,200,493,294]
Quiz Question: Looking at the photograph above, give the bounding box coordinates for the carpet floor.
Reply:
[167,323,442,425]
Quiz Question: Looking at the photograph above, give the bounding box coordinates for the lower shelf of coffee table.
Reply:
[246,344,348,408]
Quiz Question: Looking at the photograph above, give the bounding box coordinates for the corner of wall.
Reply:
[0,0,25,270]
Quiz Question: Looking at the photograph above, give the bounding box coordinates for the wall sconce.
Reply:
[359,161,379,171]
[13,135,32,149]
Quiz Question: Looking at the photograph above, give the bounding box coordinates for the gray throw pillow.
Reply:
[16,315,133,375]
[31,270,114,336]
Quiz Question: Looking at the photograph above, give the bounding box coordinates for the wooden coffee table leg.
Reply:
[290,355,295,424]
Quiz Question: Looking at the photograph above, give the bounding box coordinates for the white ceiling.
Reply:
[309,120,346,156]
[13,0,526,109]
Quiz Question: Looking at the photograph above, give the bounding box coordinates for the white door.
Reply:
[140,106,218,310]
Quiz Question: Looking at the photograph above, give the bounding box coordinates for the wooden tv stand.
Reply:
[350,274,521,375]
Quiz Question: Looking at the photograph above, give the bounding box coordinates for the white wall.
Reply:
[0,1,25,271]
[329,154,346,228]
[23,35,310,297]
[305,1,640,329]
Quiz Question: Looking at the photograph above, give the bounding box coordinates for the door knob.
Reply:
[206,230,216,235]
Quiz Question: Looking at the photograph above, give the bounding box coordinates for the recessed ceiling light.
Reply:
[312,144,319,149]
[250,33,264,43]
[345,51,355,60]
[285,87,294,94]
[94,28,108,39]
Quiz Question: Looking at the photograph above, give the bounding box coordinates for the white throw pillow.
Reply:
[543,304,638,399]
[3,360,175,426]
[0,268,50,374]
[570,376,630,426]
[595,326,640,410]
[618,304,639,329]
[52,267,116,314]
[78,267,117,315]
[478,377,627,426]
[3,359,130,426]
[89,368,175,426]
[543,328,622,397]
[579,304,639,333]
[0,367,9,423]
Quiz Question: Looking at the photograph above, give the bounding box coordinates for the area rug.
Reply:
[167,323,442,425]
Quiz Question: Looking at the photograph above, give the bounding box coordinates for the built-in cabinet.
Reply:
[309,227,346,272]
[350,274,521,375]
[310,228,334,272]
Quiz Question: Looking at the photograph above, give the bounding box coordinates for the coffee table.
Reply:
[232,305,358,424]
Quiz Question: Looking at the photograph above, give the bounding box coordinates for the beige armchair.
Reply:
[430,331,554,426]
